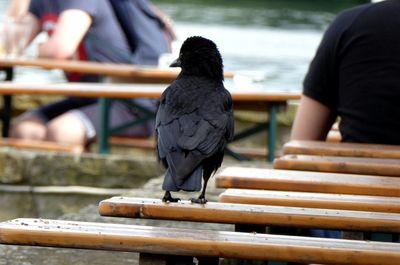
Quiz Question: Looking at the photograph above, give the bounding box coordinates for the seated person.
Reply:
[9,0,175,145]
[292,0,400,144]
[291,0,400,238]
[6,0,31,18]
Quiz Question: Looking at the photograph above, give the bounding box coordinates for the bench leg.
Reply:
[139,253,168,265]
[166,255,195,265]
[225,259,269,265]
[364,232,399,242]
[1,67,14,137]
[267,104,277,162]
[235,224,266,233]
[197,257,219,265]
[2,95,12,137]
[98,98,111,154]
[342,231,364,240]
[139,253,195,265]
[394,233,400,243]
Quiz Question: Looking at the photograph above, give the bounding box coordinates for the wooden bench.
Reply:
[218,188,400,213]
[215,167,400,197]
[1,218,399,265]
[0,82,300,160]
[98,197,400,234]
[273,154,400,177]
[283,140,400,159]
[0,57,180,83]
[0,138,84,154]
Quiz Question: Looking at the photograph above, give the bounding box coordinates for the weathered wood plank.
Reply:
[98,197,400,232]
[215,167,400,197]
[0,57,235,82]
[1,218,399,265]
[0,138,84,154]
[219,189,400,213]
[0,82,300,103]
[274,154,400,177]
[283,140,400,159]
[0,58,180,82]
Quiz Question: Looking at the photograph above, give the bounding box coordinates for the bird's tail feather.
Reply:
[162,167,202,192]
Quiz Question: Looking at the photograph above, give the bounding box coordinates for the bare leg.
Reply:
[46,112,87,145]
[10,114,46,140]
[162,191,180,203]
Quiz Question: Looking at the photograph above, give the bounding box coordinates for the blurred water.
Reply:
[0,0,365,91]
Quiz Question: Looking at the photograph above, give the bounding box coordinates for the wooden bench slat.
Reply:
[274,154,400,177]
[98,197,400,232]
[0,58,180,82]
[0,57,235,82]
[1,218,399,265]
[215,167,400,197]
[219,189,400,213]
[108,136,156,149]
[0,82,300,102]
[0,138,84,154]
[283,140,400,159]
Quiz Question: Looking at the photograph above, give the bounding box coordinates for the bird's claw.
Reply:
[162,191,180,203]
[163,197,180,203]
[162,195,180,203]
[190,197,208,204]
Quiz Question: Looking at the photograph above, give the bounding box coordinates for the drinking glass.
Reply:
[3,17,31,58]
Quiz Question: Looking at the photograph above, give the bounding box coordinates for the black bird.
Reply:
[155,36,234,204]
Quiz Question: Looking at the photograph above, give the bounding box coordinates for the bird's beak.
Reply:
[169,57,181,67]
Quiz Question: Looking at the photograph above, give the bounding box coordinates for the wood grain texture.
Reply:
[0,138,84,154]
[0,82,300,107]
[0,58,232,81]
[98,197,400,232]
[0,58,180,82]
[274,154,400,176]
[1,218,399,265]
[283,140,400,159]
[216,167,400,197]
[219,189,400,213]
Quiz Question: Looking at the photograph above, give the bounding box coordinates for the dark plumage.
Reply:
[155,36,234,204]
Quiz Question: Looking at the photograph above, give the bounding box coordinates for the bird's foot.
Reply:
[191,196,208,204]
[162,192,180,203]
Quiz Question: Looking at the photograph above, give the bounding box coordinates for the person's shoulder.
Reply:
[324,3,377,36]
[335,1,397,25]
[333,4,371,25]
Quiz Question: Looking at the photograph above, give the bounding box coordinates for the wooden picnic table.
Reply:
[2,218,399,265]
[274,154,400,177]
[283,140,400,159]
[0,57,300,161]
[0,57,182,83]
[98,197,400,233]
[0,82,300,160]
[219,188,400,213]
[215,167,400,197]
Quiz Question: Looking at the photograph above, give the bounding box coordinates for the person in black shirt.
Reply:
[291,0,400,144]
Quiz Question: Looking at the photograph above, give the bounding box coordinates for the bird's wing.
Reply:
[177,84,234,156]
[155,79,234,190]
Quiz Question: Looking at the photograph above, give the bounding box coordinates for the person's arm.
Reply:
[6,0,31,18]
[38,9,92,59]
[5,0,40,50]
[150,4,177,44]
[290,94,336,141]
